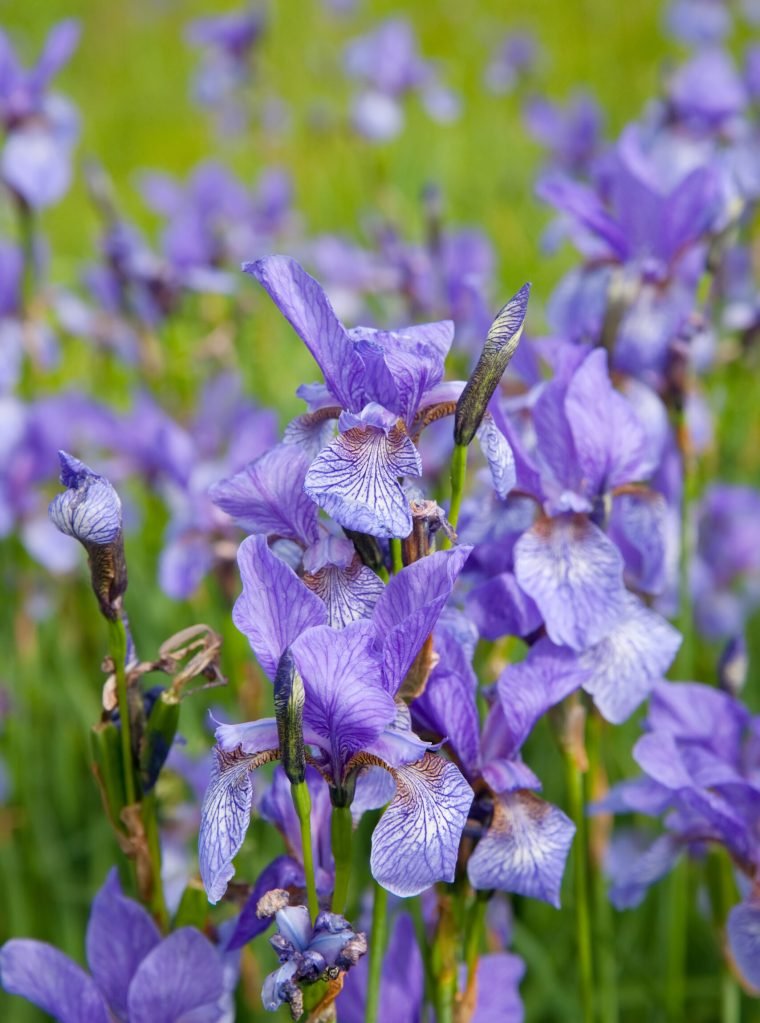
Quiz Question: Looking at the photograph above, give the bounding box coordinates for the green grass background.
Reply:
[2,0,759,1019]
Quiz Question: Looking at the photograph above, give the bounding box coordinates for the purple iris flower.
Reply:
[0,869,236,1022]
[0,21,80,208]
[344,18,460,141]
[240,255,514,538]
[665,0,731,45]
[593,680,760,989]
[49,450,122,546]
[523,92,603,177]
[484,30,539,94]
[692,483,760,639]
[199,536,474,902]
[256,894,366,1015]
[411,620,576,906]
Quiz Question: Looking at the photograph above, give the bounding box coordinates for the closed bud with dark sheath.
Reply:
[454,282,531,446]
[273,648,306,785]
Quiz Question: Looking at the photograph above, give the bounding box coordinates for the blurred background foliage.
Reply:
[1,1,758,1020]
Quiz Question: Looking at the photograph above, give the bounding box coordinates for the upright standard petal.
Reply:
[0,941,110,1023]
[127,928,225,1023]
[291,622,397,780]
[244,255,364,409]
[579,594,681,724]
[305,405,422,539]
[199,745,279,904]
[564,349,654,494]
[209,443,319,547]
[467,791,575,907]
[495,640,587,760]
[232,535,327,679]
[371,545,472,694]
[86,870,161,1020]
[513,514,627,650]
[370,753,473,897]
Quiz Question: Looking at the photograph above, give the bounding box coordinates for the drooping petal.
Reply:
[209,443,319,547]
[199,745,278,904]
[564,349,655,494]
[371,546,472,695]
[232,535,327,679]
[579,594,681,724]
[467,791,575,907]
[291,622,396,779]
[476,413,516,499]
[303,536,384,626]
[495,640,587,759]
[127,928,225,1023]
[305,405,422,539]
[608,488,667,594]
[0,941,110,1023]
[727,900,760,990]
[513,514,627,650]
[86,869,161,1019]
[370,753,473,897]
[244,255,364,409]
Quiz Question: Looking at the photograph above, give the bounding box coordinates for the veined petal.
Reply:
[495,640,586,759]
[476,414,516,499]
[0,941,110,1023]
[86,869,161,1019]
[608,489,667,594]
[199,745,278,904]
[467,791,575,907]
[127,928,224,1023]
[209,443,319,547]
[291,622,396,779]
[303,538,384,627]
[305,408,422,539]
[232,535,327,679]
[370,753,473,897]
[372,546,472,694]
[244,255,364,409]
[513,514,627,650]
[727,900,760,990]
[579,594,681,724]
[49,451,122,545]
[465,572,543,641]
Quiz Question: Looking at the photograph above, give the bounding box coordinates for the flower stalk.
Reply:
[331,804,353,914]
[364,881,389,1023]
[292,781,320,922]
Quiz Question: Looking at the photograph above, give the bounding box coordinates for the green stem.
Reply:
[389,537,404,575]
[719,855,740,1023]
[666,861,688,1022]
[364,882,389,1023]
[464,890,489,987]
[331,805,353,913]
[565,751,594,1023]
[441,443,468,548]
[292,781,319,922]
[141,791,169,930]
[587,717,618,1023]
[107,617,136,806]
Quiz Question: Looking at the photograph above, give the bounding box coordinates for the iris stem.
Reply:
[364,881,389,1023]
[719,854,740,1023]
[565,749,595,1023]
[464,889,489,988]
[389,537,404,574]
[291,781,319,922]
[107,617,136,807]
[441,443,468,550]
[331,804,353,913]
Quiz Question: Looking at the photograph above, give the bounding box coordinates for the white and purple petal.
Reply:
[305,405,422,539]
[513,514,627,650]
[370,753,473,897]
[467,791,575,907]
[475,414,516,499]
[303,536,384,626]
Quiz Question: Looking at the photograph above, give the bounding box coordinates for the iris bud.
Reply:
[454,282,530,446]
